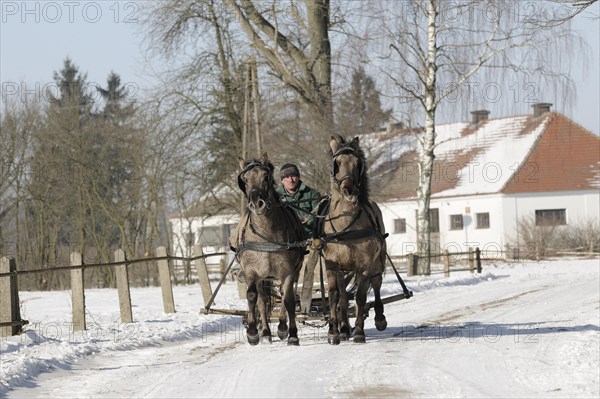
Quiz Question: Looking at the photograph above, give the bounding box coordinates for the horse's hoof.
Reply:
[375,317,388,331]
[287,337,300,346]
[277,329,289,340]
[261,335,272,344]
[328,334,340,345]
[353,334,366,343]
[339,332,349,341]
[247,334,260,345]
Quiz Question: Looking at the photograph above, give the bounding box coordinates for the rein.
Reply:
[233,212,309,257]
[235,160,308,256]
[315,202,388,250]
[315,145,384,247]
[243,212,308,253]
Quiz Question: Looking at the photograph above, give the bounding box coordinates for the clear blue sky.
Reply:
[1,1,598,134]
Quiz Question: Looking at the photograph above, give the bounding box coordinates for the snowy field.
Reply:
[1,257,599,398]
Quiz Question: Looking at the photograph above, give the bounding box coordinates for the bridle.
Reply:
[331,145,365,189]
[237,160,274,209]
[234,159,308,256]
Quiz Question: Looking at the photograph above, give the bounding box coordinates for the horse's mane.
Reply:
[329,135,370,204]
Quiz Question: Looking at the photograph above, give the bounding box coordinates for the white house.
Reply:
[365,104,600,257]
[170,103,600,260]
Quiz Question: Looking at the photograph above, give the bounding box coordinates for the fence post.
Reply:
[156,246,175,314]
[1,257,22,337]
[70,252,86,332]
[443,250,450,278]
[219,258,227,282]
[114,249,133,323]
[193,245,213,307]
[475,247,482,273]
[407,254,414,277]
[468,246,475,273]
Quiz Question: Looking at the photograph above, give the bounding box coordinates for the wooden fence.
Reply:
[389,246,484,277]
[6,245,591,337]
[0,245,230,337]
[0,246,490,337]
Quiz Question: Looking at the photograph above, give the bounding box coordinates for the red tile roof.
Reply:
[365,112,600,201]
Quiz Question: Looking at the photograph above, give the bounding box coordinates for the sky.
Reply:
[1,257,598,397]
[0,1,599,134]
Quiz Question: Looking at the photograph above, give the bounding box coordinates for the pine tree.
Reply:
[97,72,134,124]
[336,66,392,136]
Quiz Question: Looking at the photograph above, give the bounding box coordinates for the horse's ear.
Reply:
[260,152,268,163]
[351,136,359,147]
[238,157,246,170]
[329,136,340,153]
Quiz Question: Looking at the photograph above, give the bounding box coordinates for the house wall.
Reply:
[501,190,600,245]
[380,194,505,257]
[380,189,600,257]
[172,190,599,261]
[170,214,239,265]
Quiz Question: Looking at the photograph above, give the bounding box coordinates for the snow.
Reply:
[434,116,549,196]
[2,257,599,398]
[362,114,552,198]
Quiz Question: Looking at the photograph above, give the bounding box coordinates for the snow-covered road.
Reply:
[2,259,599,398]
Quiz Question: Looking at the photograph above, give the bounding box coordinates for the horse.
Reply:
[231,153,306,345]
[318,135,388,344]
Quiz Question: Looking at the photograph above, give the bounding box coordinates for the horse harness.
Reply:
[233,154,388,257]
[237,160,275,209]
[232,210,308,259]
[330,144,366,189]
[312,198,388,252]
[232,161,308,259]
[312,142,388,250]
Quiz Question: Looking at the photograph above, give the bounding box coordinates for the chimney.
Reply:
[532,103,552,117]
[470,110,490,125]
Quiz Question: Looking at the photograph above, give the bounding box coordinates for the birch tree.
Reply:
[378,0,581,274]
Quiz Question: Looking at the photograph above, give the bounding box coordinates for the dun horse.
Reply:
[231,154,306,345]
[319,135,388,344]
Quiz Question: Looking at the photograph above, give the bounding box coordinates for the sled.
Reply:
[201,252,412,326]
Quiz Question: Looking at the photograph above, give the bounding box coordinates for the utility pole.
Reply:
[240,58,263,215]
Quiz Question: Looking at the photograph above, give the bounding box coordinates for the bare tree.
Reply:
[546,0,598,24]
[376,0,582,274]
[224,0,334,136]
[141,0,339,216]
[142,0,249,217]
[0,96,41,266]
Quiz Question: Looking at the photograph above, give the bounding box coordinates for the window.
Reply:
[449,214,463,230]
[535,209,567,226]
[476,212,490,229]
[430,208,439,233]
[394,218,406,234]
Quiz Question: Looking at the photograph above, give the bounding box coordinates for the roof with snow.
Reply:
[364,110,600,201]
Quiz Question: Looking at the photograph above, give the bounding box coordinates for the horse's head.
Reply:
[237,153,275,215]
[329,135,368,204]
